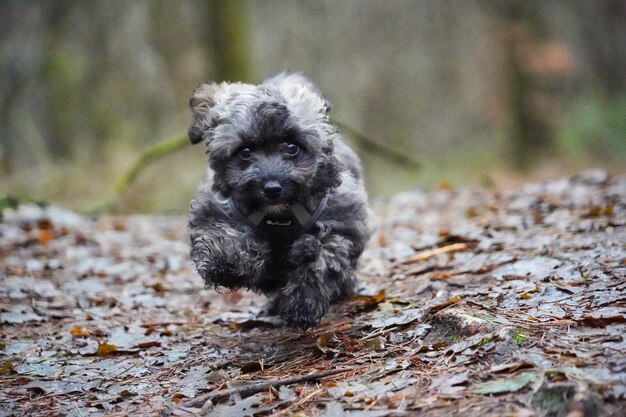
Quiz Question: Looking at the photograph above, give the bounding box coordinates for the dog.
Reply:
[187,73,371,329]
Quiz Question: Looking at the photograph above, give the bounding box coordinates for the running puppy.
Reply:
[187,73,370,329]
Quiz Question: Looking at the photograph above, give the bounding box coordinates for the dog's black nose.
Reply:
[263,181,283,199]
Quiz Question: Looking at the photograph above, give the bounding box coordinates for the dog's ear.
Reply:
[188,82,235,144]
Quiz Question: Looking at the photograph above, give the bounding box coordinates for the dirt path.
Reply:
[1,170,625,416]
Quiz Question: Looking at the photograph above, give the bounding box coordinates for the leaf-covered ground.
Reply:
[1,170,625,417]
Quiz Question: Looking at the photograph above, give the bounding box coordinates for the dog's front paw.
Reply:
[279,289,328,330]
[192,255,240,289]
[287,234,322,264]
[190,238,262,290]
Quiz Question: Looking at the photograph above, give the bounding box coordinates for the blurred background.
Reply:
[1,0,625,213]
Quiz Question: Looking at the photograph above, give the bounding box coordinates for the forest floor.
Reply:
[1,170,625,417]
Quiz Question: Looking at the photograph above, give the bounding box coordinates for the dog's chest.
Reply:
[257,211,303,243]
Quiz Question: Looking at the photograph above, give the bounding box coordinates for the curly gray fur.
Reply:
[187,72,371,329]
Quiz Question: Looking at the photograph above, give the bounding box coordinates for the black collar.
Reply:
[228,192,329,238]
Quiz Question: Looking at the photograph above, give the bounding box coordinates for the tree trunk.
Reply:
[207,0,253,83]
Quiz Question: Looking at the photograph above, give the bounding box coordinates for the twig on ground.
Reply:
[268,387,325,417]
[398,243,469,265]
[184,368,349,408]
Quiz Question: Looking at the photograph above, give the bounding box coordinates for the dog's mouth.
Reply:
[264,203,290,215]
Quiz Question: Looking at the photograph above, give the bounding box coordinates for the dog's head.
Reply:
[188,74,342,212]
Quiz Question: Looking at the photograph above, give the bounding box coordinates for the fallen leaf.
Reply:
[353,290,386,310]
[96,341,118,356]
[474,373,536,395]
[134,341,161,350]
[430,296,463,312]
[25,380,101,395]
[490,361,534,374]
[430,341,449,350]
[37,219,54,246]
[580,309,626,328]
[71,326,91,338]
[0,362,14,374]
[38,229,54,246]
[364,336,385,351]
[316,332,339,354]
[118,389,138,398]
[368,307,427,329]
[150,282,166,293]
[278,385,296,401]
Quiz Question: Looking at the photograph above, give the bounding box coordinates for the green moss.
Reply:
[511,328,529,344]
[479,337,493,346]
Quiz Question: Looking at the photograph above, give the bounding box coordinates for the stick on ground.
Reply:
[184,368,349,408]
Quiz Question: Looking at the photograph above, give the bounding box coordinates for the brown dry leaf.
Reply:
[327,322,353,333]
[354,290,386,307]
[340,335,365,353]
[150,282,166,293]
[38,228,54,246]
[431,341,449,350]
[118,389,137,399]
[378,232,388,247]
[364,336,385,351]
[0,362,14,374]
[37,219,52,229]
[431,295,463,312]
[429,271,454,280]
[134,341,161,350]
[584,205,614,218]
[491,361,534,374]
[316,332,339,354]
[96,341,118,356]
[70,326,91,338]
[113,217,127,231]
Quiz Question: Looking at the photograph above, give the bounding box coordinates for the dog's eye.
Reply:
[238,147,253,160]
[284,143,300,156]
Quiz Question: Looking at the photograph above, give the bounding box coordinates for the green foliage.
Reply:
[0,196,19,220]
[0,195,47,220]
